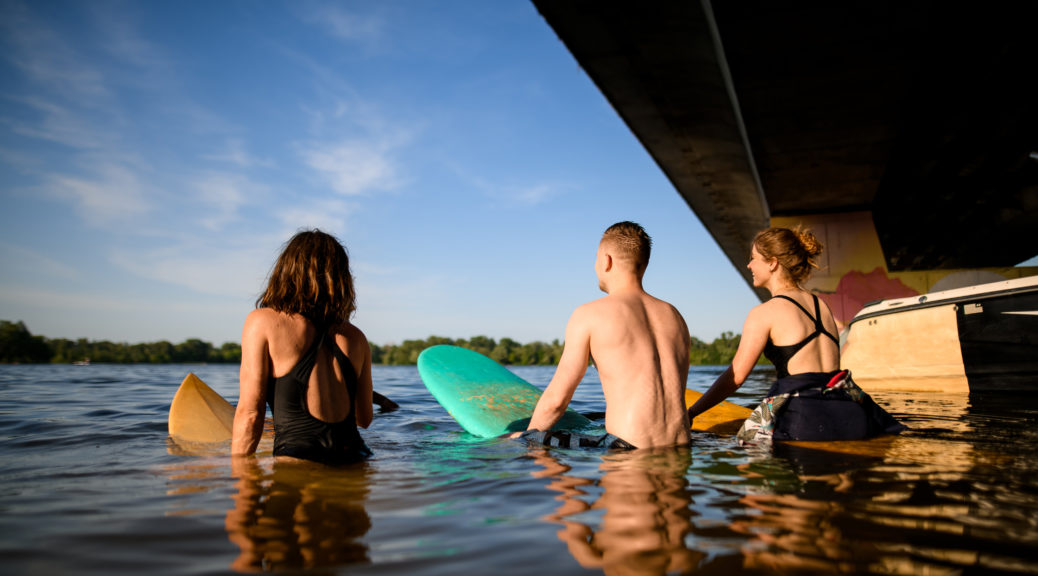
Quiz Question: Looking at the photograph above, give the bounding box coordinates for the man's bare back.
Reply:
[584,292,691,447]
[523,222,691,449]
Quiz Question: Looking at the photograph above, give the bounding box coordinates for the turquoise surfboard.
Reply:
[417,345,593,438]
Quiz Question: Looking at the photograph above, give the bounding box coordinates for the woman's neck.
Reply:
[766,278,799,297]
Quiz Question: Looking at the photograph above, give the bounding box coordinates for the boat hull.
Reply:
[841,277,1038,392]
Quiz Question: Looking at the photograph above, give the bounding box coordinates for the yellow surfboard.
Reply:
[168,372,235,443]
[685,389,753,435]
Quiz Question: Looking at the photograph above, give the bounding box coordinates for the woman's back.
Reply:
[763,291,840,377]
[263,311,370,424]
[260,310,371,464]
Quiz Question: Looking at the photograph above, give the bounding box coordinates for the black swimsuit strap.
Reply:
[287,328,326,382]
[773,294,839,344]
[772,294,816,321]
[810,295,840,344]
[329,341,359,418]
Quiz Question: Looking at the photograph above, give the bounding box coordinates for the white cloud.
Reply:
[45,164,152,226]
[192,172,259,231]
[5,95,109,151]
[276,197,357,238]
[92,3,171,72]
[0,4,109,102]
[448,162,570,207]
[203,139,273,169]
[506,182,562,206]
[110,242,273,300]
[296,1,384,44]
[299,140,403,196]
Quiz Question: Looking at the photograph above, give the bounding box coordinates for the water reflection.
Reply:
[225,457,372,572]
[518,391,987,575]
[529,447,704,575]
[726,390,1038,575]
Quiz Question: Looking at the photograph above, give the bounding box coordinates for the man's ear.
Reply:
[602,252,613,272]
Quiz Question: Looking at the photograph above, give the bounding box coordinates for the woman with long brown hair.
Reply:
[232,229,376,464]
[688,226,902,442]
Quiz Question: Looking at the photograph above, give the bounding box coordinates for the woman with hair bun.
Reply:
[688,226,903,443]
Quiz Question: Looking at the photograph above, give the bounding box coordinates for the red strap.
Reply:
[826,370,849,388]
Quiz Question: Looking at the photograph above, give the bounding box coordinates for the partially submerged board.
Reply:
[417,345,905,459]
[168,372,235,443]
[168,373,396,451]
[418,345,593,438]
[684,388,752,435]
[418,345,757,438]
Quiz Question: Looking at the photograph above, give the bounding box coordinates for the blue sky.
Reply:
[0,0,762,347]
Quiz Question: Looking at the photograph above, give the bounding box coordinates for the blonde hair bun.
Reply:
[794,227,823,257]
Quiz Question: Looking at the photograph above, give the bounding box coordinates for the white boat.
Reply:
[841,276,1038,393]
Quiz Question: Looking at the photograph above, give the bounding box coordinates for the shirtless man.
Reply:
[519,222,691,449]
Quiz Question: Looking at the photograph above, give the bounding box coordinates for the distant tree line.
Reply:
[0,320,241,364]
[370,336,564,366]
[1,320,762,366]
[371,332,765,367]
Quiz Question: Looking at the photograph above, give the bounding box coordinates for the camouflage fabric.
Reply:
[736,390,794,445]
[736,369,863,445]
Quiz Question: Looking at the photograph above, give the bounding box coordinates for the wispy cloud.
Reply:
[203,139,274,169]
[110,240,274,300]
[505,182,564,206]
[192,172,258,232]
[295,1,384,44]
[275,197,358,238]
[91,3,172,73]
[0,2,109,102]
[299,139,404,196]
[1,2,264,239]
[0,241,78,281]
[3,95,109,150]
[45,163,152,226]
[449,162,571,207]
[296,95,417,198]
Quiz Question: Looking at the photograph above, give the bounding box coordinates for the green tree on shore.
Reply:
[0,321,50,363]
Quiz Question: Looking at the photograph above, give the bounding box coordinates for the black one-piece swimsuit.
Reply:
[267,330,371,465]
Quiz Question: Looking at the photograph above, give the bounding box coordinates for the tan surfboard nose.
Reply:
[168,372,235,443]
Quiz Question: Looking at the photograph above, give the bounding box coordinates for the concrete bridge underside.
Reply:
[532,1,1038,322]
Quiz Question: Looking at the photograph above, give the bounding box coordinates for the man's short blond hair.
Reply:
[601,221,652,273]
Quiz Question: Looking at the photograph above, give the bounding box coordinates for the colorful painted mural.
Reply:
[772,212,1038,332]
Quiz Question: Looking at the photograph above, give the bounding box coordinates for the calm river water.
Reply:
[1,363,1036,575]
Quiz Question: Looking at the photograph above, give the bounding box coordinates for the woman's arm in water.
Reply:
[688,305,770,420]
[232,311,270,456]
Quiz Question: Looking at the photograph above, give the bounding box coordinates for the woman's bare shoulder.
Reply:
[330,321,365,338]
[331,322,370,353]
[243,308,279,332]
[748,298,780,318]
